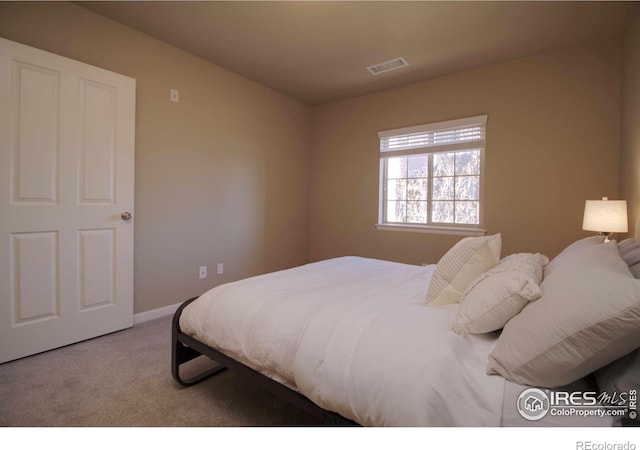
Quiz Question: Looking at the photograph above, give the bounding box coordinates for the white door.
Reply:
[0,38,135,364]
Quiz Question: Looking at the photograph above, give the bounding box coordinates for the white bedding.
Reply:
[179,256,506,426]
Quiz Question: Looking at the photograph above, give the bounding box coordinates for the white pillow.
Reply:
[618,239,640,279]
[487,241,640,388]
[451,253,548,336]
[426,234,501,306]
[543,235,603,278]
[618,238,640,258]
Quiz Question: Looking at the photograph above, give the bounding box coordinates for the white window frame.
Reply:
[376,115,488,236]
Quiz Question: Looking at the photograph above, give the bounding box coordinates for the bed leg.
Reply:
[171,296,227,387]
[172,338,227,387]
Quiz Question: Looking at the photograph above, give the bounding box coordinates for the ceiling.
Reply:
[78,1,636,105]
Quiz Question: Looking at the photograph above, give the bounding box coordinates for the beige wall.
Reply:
[621,6,640,239]
[309,40,621,264]
[0,2,629,314]
[0,2,312,313]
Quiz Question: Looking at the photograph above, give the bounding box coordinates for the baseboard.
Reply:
[133,302,182,325]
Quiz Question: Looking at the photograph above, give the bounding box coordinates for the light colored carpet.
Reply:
[0,315,323,427]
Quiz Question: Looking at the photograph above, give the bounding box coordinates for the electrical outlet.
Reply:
[217,263,224,275]
[170,89,179,103]
[199,266,207,279]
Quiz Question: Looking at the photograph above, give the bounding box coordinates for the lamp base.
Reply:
[600,232,613,243]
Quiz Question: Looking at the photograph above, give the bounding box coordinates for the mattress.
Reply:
[179,256,612,426]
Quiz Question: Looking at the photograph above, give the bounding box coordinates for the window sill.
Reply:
[375,223,487,237]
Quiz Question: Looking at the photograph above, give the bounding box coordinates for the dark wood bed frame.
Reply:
[171,296,358,426]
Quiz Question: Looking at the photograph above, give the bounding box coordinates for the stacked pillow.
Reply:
[426,234,549,336]
[451,253,549,336]
[487,240,640,388]
[618,238,640,278]
[434,234,640,390]
[426,234,501,305]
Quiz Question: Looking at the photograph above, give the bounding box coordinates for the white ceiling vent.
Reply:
[366,57,409,75]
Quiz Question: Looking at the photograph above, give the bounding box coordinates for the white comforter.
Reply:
[179,256,505,426]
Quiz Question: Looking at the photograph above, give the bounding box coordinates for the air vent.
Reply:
[366,57,409,75]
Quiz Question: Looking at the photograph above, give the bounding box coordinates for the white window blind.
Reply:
[379,115,487,157]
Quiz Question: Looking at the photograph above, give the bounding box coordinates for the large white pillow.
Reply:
[426,234,501,306]
[487,241,640,388]
[451,253,548,336]
[543,235,603,278]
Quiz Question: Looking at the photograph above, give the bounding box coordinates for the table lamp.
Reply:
[582,197,628,242]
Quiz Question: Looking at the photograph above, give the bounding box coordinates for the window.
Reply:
[376,115,487,235]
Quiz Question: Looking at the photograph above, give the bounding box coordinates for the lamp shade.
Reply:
[582,198,628,233]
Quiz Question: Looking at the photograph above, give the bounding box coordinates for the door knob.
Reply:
[121,212,132,221]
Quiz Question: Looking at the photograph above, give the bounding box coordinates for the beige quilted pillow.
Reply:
[451,253,548,335]
[426,234,501,305]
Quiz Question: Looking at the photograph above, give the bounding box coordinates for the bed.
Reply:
[171,234,640,427]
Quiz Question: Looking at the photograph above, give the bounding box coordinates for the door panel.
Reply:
[11,231,59,323]
[78,228,115,309]
[79,79,116,204]
[12,61,59,204]
[0,37,135,363]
